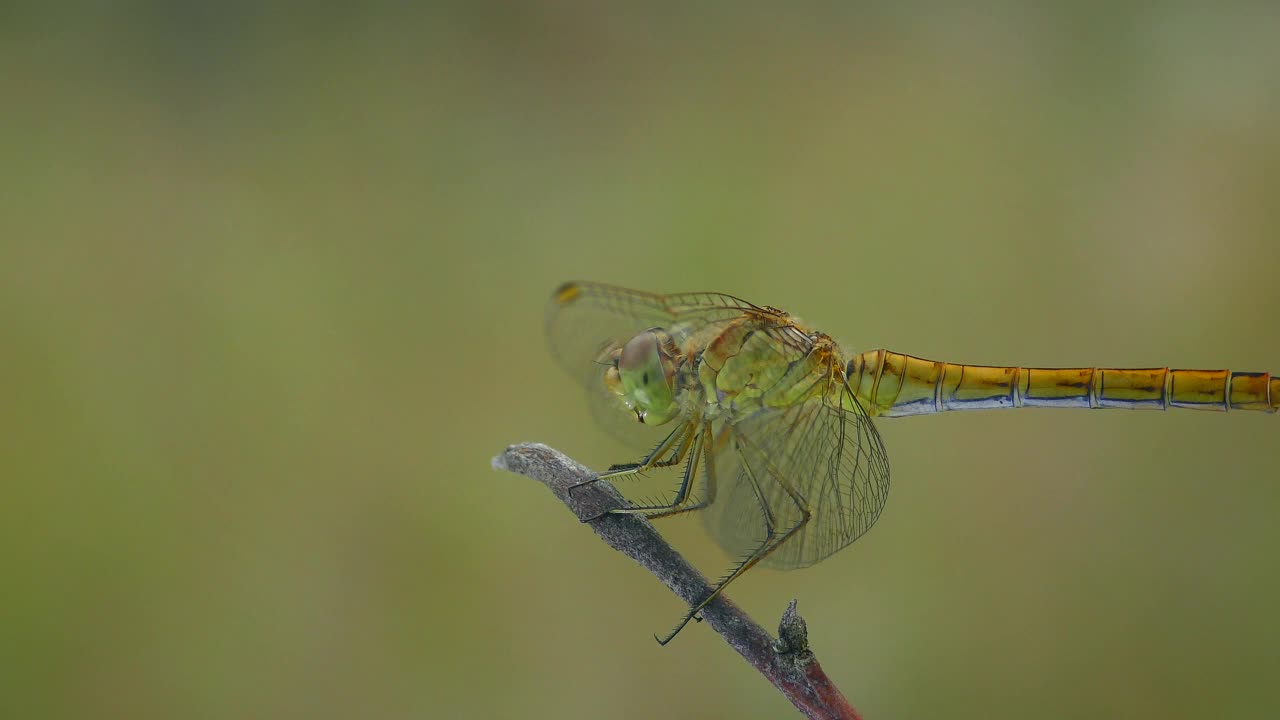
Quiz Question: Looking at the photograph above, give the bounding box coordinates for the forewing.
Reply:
[701,384,890,570]
[545,282,760,448]
[546,281,760,380]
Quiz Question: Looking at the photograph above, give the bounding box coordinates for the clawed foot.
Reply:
[568,474,620,523]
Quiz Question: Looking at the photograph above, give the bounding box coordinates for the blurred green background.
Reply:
[3,3,1279,718]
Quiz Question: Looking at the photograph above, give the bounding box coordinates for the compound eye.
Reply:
[616,331,678,425]
[619,332,659,374]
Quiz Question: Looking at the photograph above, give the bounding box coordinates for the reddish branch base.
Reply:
[493,443,864,720]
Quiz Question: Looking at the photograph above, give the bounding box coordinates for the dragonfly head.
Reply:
[606,330,680,426]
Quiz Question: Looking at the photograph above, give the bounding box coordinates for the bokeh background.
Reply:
[3,3,1279,719]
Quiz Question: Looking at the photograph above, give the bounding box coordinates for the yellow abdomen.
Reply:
[846,350,1279,417]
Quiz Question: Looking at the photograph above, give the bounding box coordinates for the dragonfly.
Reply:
[546,281,1277,644]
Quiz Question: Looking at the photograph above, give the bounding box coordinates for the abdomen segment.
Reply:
[846,350,1279,417]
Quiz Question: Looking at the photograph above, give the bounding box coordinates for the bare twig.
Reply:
[492,442,864,720]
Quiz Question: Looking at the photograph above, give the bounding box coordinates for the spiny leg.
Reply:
[609,424,705,515]
[599,417,698,479]
[655,433,812,645]
[733,425,817,549]
[568,419,692,497]
[611,418,725,518]
[643,421,722,520]
[658,439,780,644]
[655,519,807,645]
[571,417,702,522]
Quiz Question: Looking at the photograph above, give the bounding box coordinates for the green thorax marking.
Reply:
[683,317,841,421]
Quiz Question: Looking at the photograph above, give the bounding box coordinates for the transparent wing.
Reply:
[545,282,764,449]
[545,281,762,380]
[701,382,890,570]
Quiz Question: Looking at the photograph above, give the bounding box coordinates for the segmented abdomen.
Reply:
[846,350,1279,417]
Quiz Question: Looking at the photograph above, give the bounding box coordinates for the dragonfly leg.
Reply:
[656,514,809,645]
[609,421,710,516]
[599,419,697,479]
[568,422,689,496]
[571,419,700,522]
[654,432,812,645]
[642,421,721,520]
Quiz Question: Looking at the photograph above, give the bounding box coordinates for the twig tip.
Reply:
[776,599,810,656]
